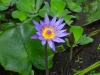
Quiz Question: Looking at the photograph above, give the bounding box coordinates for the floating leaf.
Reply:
[0,24,33,75]
[27,39,54,70]
[0,22,54,72]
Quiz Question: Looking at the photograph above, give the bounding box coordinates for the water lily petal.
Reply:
[58,32,69,37]
[40,20,44,26]
[55,18,62,27]
[57,30,67,35]
[36,32,41,35]
[33,20,40,26]
[39,36,44,40]
[52,43,56,52]
[60,18,64,24]
[50,16,56,25]
[35,26,41,31]
[42,40,46,45]
[48,40,55,51]
[53,37,65,43]
[44,14,49,24]
[31,34,39,39]
[48,40,53,48]
[57,23,65,30]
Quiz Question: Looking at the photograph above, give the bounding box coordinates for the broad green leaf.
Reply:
[0,24,34,75]
[70,26,83,42]
[0,0,10,11]
[50,6,57,16]
[16,0,34,13]
[56,9,69,18]
[79,37,93,45]
[50,0,66,14]
[39,9,47,17]
[27,39,54,70]
[44,1,51,13]
[65,0,73,3]
[39,1,52,17]
[0,0,10,7]
[0,5,7,10]
[1,0,10,4]
[16,23,54,70]
[10,0,18,6]
[35,0,44,12]
[29,0,35,5]
[0,22,16,30]
[0,3,8,10]
[68,2,82,12]
[0,11,7,21]
[0,31,3,35]
[0,0,17,10]
[30,70,34,75]
[64,15,75,25]
[76,0,87,5]
[12,10,27,21]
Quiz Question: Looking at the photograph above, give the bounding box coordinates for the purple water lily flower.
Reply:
[31,14,69,52]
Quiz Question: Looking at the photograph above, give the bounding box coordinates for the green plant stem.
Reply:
[70,47,73,61]
[44,43,49,75]
[64,46,83,75]
[74,61,100,75]
[66,47,73,75]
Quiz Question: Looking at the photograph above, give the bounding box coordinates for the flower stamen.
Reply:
[42,27,55,40]
[46,30,51,35]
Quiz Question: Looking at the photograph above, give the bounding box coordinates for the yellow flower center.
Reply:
[42,26,55,40]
